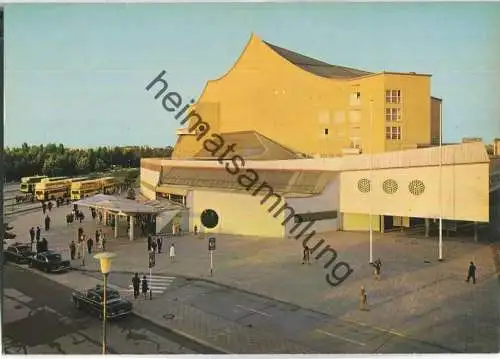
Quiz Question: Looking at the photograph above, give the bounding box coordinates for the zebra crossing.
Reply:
[127,275,176,295]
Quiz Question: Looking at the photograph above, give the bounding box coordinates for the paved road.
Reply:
[1,264,222,354]
[80,271,453,353]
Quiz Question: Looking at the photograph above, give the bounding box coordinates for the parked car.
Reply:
[29,250,71,273]
[72,285,133,319]
[4,243,34,264]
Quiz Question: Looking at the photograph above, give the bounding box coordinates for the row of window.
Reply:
[350,89,402,105]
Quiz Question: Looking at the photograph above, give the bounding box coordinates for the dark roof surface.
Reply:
[264,41,373,79]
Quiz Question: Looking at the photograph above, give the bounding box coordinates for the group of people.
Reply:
[131,272,150,299]
[147,235,176,262]
[69,226,107,261]
[28,226,48,254]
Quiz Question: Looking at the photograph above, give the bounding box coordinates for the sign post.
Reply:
[208,237,216,276]
[148,250,155,300]
[201,209,219,277]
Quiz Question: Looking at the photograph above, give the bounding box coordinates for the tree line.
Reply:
[3,143,173,181]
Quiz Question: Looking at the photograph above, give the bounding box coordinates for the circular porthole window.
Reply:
[382,179,398,194]
[409,180,425,196]
[357,178,371,193]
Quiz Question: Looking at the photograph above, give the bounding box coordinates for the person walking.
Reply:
[36,226,41,242]
[70,240,76,260]
[194,225,198,236]
[372,258,382,280]
[95,229,100,247]
[359,286,369,311]
[47,201,53,212]
[152,239,158,254]
[44,215,51,231]
[147,235,152,252]
[29,227,35,243]
[302,245,311,265]
[42,202,47,214]
[101,235,107,251]
[169,243,176,262]
[87,236,94,255]
[157,236,163,254]
[132,273,140,299]
[466,261,477,284]
[141,275,149,299]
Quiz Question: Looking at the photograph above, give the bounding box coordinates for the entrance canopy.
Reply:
[74,194,162,216]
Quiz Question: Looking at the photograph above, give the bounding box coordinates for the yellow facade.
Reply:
[341,213,381,232]
[172,34,437,159]
[190,189,285,238]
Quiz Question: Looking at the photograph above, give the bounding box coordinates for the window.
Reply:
[349,92,361,106]
[385,89,401,104]
[385,126,401,140]
[385,108,401,122]
[324,128,329,135]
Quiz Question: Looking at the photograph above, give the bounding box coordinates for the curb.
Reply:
[9,263,229,354]
[5,206,41,216]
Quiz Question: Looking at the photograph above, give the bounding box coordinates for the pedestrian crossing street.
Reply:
[127,275,176,296]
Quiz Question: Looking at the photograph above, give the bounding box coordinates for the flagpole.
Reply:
[438,100,443,261]
[369,99,374,264]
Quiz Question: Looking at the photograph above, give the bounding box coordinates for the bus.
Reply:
[35,177,88,201]
[20,176,48,193]
[100,177,117,195]
[71,177,117,200]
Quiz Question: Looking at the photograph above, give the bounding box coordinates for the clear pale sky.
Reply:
[5,2,500,148]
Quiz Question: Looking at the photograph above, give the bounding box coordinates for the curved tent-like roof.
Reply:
[74,194,162,216]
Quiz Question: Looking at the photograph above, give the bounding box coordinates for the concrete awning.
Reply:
[74,194,162,216]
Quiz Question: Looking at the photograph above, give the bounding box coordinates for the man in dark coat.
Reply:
[132,273,141,299]
[42,202,47,214]
[157,236,163,254]
[70,240,76,260]
[466,261,477,284]
[44,215,51,231]
[41,238,48,252]
[147,235,152,252]
[87,236,94,255]
[29,227,35,243]
[141,275,149,299]
[36,226,41,242]
[47,201,53,212]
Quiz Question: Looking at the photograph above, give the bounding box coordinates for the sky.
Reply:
[5,2,500,148]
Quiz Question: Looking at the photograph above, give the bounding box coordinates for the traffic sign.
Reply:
[201,209,219,229]
[208,237,216,251]
[148,251,156,268]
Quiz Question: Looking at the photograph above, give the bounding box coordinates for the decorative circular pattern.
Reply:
[382,179,398,194]
[357,178,371,193]
[408,179,425,196]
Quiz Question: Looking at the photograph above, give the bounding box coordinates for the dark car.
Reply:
[72,285,133,319]
[4,243,34,264]
[29,250,71,273]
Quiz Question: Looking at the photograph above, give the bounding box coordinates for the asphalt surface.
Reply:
[1,264,222,354]
[81,271,452,353]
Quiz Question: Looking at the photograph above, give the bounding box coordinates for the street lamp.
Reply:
[368,99,374,264]
[94,252,116,355]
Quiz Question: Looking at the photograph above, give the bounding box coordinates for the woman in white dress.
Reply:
[169,243,175,262]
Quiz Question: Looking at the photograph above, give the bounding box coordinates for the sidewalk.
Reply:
[9,205,500,352]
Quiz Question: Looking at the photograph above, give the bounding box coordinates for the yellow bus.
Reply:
[35,177,88,201]
[100,176,117,195]
[71,177,117,200]
[20,175,48,193]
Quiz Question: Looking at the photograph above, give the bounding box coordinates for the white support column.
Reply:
[114,214,119,239]
[425,218,430,238]
[129,215,135,241]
